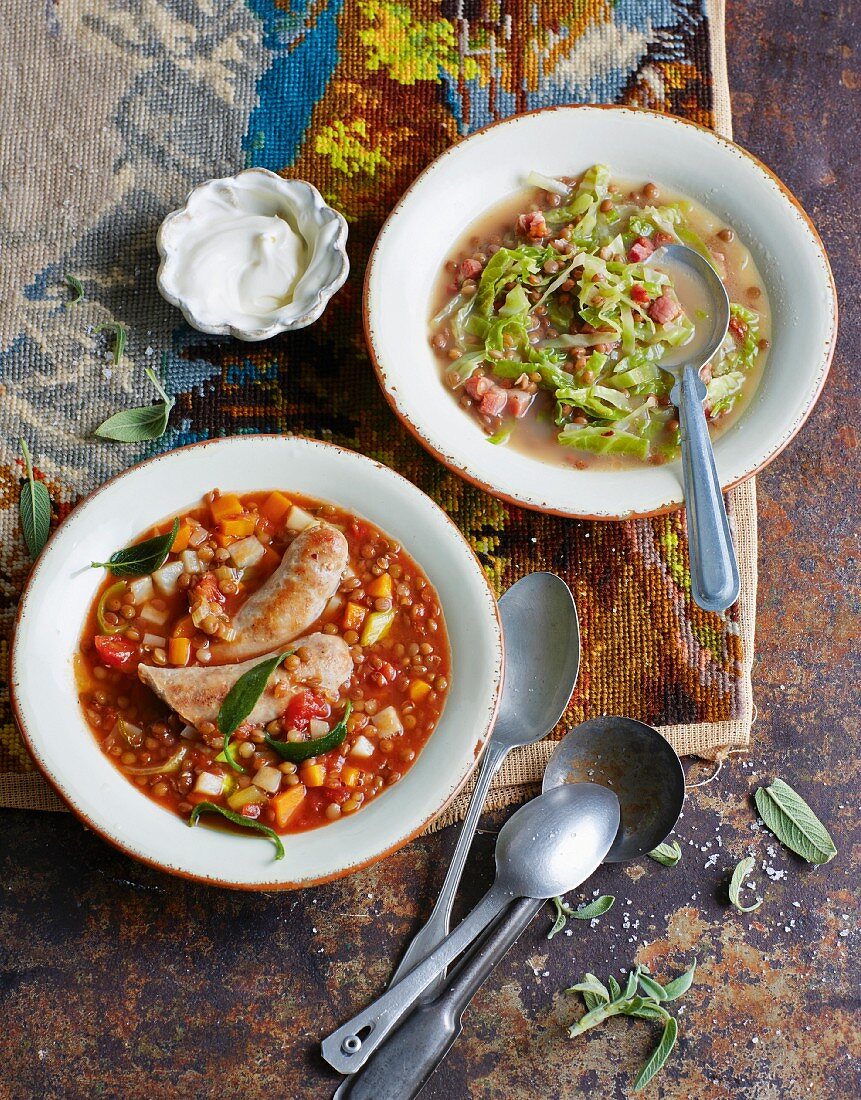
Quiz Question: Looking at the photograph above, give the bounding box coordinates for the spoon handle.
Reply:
[336,897,542,1100]
[676,364,740,612]
[321,885,510,1074]
[387,737,511,993]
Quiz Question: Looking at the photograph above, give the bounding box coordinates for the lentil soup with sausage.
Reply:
[77,489,450,854]
[429,165,771,468]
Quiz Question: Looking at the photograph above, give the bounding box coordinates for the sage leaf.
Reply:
[18,438,51,559]
[92,517,179,578]
[632,1015,678,1091]
[95,366,174,442]
[218,651,293,738]
[754,779,836,864]
[647,840,682,867]
[64,274,84,305]
[637,973,669,1001]
[566,973,610,1004]
[548,897,569,940]
[94,321,128,366]
[188,801,284,860]
[661,960,696,1001]
[607,975,622,1000]
[264,701,351,764]
[548,894,615,939]
[729,856,763,912]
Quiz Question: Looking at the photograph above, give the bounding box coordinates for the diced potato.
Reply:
[261,491,293,524]
[210,494,243,523]
[227,785,268,811]
[194,771,225,797]
[188,524,209,548]
[142,633,167,649]
[220,516,257,538]
[171,523,193,553]
[168,637,191,667]
[340,765,361,788]
[229,535,266,570]
[342,601,367,632]
[128,575,155,605]
[409,679,432,702]
[152,560,184,597]
[138,601,170,627]
[309,718,330,739]
[179,724,197,740]
[372,706,403,739]
[324,594,344,618]
[367,573,393,599]
[349,735,376,760]
[253,764,283,794]
[285,506,316,531]
[180,549,202,574]
[360,608,396,647]
[300,763,326,787]
[271,785,306,829]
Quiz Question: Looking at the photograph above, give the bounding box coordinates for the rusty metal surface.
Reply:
[1,1,859,1096]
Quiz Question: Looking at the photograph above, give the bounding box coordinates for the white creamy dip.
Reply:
[157,170,349,340]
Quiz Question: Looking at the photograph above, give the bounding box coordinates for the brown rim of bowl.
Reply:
[363,104,839,521]
[9,433,505,891]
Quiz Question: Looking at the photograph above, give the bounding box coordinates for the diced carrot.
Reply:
[210,494,243,523]
[261,491,293,524]
[171,523,193,553]
[340,766,361,789]
[168,637,191,667]
[367,573,392,599]
[271,784,306,829]
[171,614,196,639]
[299,763,326,788]
[342,601,367,632]
[220,516,257,538]
[214,533,237,549]
[409,679,432,702]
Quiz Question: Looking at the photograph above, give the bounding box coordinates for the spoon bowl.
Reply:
[659,243,731,376]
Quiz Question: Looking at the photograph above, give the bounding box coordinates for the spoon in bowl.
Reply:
[659,243,739,613]
[335,716,685,1099]
[321,780,621,1075]
[385,572,580,997]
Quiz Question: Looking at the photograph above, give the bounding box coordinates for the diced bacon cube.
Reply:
[627,235,655,263]
[479,386,508,417]
[459,258,482,280]
[516,211,548,240]
[506,389,535,418]
[465,374,493,400]
[653,230,674,246]
[729,314,748,342]
[648,292,682,325]
[630,283,650,305]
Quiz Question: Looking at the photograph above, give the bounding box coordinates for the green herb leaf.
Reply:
[218,651,293,739]
[661,960,697,1001]
[607,975,622,1000]
[566,972,610,1004]
[94,367,174,443]
[632,1015,678,1091]
[18,438,52,560]
[486,426,512,445]
[754,778,837,864]
[94,321,128,366]
[265,701,353,764]
[64,274,84,305]
[572,895,615,919]
[548,897,569,940]
[729,856,764,912]
[92,517,179,578]
[647,840,682,867]
[637,973,669,1001]
[188,801,284,860]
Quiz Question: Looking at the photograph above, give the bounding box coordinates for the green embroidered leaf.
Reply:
[729,856,764,912]
[647,840,682,867]
[754,779,837,864]
[92,517,179,578]
[18,438,51,559]
[188,801,284,860]
[94,321,128,366]
[632,1015,678,1091]
[94,367,174,442]
[64,274,84,305]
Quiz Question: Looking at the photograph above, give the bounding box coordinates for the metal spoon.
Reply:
[387,572,580,995]
[336,716,684,1099]
[321,781,620,1075]
[660,243,739,613]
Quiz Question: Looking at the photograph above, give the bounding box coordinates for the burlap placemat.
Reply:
[0,0,754,825]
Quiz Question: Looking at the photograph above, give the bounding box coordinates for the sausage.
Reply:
[209,523,348,664]
[138,633,352,730]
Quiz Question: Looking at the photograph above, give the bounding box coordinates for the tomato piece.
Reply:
[193,572,226,606]
[630,283,650,306]
[240,802,262,820]
[94,635,139,671]
[284,690,330,731]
